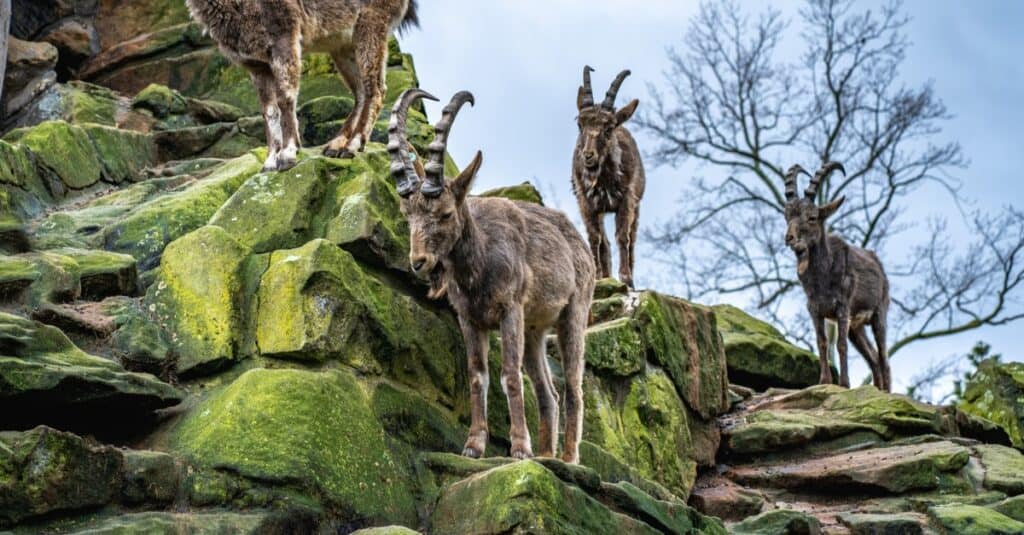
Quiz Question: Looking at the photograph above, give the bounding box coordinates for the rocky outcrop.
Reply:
[3,2,1024,533]
[692,385,1024,533]
[960,359,1024,449]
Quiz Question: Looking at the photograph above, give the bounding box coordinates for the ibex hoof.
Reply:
[510,447,533,460]
[323,146,355,159]
[461,446,482,459]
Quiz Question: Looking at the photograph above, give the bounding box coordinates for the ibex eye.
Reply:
[440,212,454,221]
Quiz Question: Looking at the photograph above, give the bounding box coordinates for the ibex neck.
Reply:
[446,210,486,289]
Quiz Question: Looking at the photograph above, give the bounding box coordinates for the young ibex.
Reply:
[783,162,892,391]
[185,0,418,172]
[572,66,646,288]
[390,88,596,463]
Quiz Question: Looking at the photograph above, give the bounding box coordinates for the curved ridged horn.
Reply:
[601,69,632,110]
[784,164,810,202]
[580,65,595,109]
[388,88,437,197]
[805,161,846,201]
[422,91,475,197]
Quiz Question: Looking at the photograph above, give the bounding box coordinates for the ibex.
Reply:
[783,162,892,391]
[389,88,595,463]
[185,0,418,172]
[572,66,646,288]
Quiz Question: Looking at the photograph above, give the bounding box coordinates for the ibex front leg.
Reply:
[460,322,489,458]
[501,304,533,459]
[812,314,833,385]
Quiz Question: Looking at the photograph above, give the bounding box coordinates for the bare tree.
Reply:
[638,0,1024,357]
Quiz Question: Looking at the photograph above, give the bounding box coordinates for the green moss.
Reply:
[170,367,416,525]
[929,504,1024,535]
[0,141,39,189]
[992,495,1024,523]
[299,96,356,145]
[599,481,727,535]
[594,278,629,300]
[582,318,644,377]
[210,158,337,252]
[64,82,122,126]
[102,154,262,270]
[12,121,103,190]
[477,182,544,205]
[371,381,466,453]
[713,304,821,389]
[51,248,137,299]
[428,461,659,535]
[147,226,250,376]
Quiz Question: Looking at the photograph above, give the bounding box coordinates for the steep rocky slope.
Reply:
[3,1,1024,534]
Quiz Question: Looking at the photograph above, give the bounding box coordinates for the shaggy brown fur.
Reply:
[390,89,596,463]
[784,162,892,391]
[185,0,417,172]
[572,66,646,288]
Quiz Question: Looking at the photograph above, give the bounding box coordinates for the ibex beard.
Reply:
[185,0,418,172]
[389,89,596,463]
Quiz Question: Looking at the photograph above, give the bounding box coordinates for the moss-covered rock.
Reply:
[928,504,1024,535]
[51,248,138,300]
[169,367,417,526]
[636,293,729,420]
[597,480,727,534]
[478,182,544,205]
[583,368,697,498]
[713,304,821,390]
[0,426,122,527]
[730,509,822,535]
[83,124,158,184]
[53,511,302,534]
[255,239,463,403]
[581,318,645,377]
[7,120,103,191]
[975,444,1024,495]
[147,226,251,376]
[960,360,1024,449]
[836,512,926,535]
[427,461,660,535]
[102,154,262,271]
[0,313,182,431]
[120,450,180,506]
[210,158,337,253]
[325,160,410,273]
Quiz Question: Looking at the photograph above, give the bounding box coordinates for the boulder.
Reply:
[0,312,182,432]
[928,504,1024,535]
[713,304,821,390]
[168,367,418,527]
[478,181,544,205]
[730,509,822,535]
[2,37,58,119]
[0,426,121,527]
[960,359,1024,448]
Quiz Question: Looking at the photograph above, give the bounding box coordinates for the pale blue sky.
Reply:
[399,1,1024,397]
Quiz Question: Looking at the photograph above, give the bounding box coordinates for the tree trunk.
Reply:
[0,0,10,109]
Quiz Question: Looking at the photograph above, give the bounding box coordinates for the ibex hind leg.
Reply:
[270,35,302,171]
[250,64,284,173]
[324,50,363,158]
[523,327,559,458]
[324,11,389,159]
[556,296,589,464]
[849,325,884,389]
[870,311,891,392]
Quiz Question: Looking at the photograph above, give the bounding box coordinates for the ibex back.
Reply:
[389,89,595,463]
[186,0,417,172]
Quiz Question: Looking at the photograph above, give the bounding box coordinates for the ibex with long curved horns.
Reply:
[390,89,596,462]
[783,162,892,391]
[572,66,646,288]
[185,0,418,172]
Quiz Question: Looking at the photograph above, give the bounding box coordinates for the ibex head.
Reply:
[389,88,483,284]
[783,162,846,274]
[575,66,639,178]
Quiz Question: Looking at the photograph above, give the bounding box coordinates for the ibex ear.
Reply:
[450,151,483,203]
[819,196,845,220]
[615,99,639,125]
